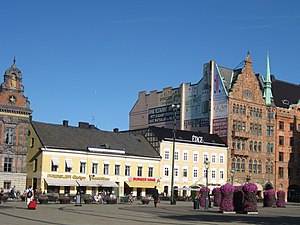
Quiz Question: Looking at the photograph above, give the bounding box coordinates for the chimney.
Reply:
[63,120,69,127]
[78,122,89,129]
[113,128,119,133]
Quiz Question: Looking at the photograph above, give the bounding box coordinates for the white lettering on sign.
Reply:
[192,135,204,143]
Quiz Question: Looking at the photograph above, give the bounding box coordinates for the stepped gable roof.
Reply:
[148,126,227,147]
[31,121,160,158]
[271,75,300,108]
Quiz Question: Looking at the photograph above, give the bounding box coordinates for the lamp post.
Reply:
[246,173,252,182]
[231,169,235,185]
[204,158,210,210]
[170,103,180,205]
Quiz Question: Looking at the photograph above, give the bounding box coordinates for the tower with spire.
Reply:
[263,53,274,106]
[0,58,32,192]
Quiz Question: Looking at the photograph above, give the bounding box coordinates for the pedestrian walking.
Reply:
[152,186,159,207]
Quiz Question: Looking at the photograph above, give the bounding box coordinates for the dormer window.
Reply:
[282,99,289,105]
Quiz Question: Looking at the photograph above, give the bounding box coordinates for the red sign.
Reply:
[130,177,156,182]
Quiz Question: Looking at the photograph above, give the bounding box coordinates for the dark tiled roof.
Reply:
[148,126,227,147]
[218,66,233,92]
[31,121,160,158]
[271,76,300,108]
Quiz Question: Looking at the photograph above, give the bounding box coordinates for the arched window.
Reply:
[266,143,270,152]
[242,140,245,150]
[231,158,236,170]
[241,159,245,172]
[270,143,274,153]
[254,141,257,151]
[250,141,253,151]
[258,142,262,152]
[243,106,246,115]
[265,162,269,173]
[240,105,243,114]
[233,103,236,113]
[253,160,257,173]
[249,159,253,173]
[258,160,262,173]
[236,158,241,172]
[237,139,241,149]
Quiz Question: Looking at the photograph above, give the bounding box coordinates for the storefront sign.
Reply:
[129,177,156,182]
[47,174,86,180]
[192,135,204,143]
[90,176,110,181]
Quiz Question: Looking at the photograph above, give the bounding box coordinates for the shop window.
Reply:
[4,181,11,189]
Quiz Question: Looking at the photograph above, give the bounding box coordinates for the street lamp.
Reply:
[231,169,235,185]
[204,158,210,210]
[170,103,180,205]
[246,173,252,182]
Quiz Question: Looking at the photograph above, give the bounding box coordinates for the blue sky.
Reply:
[0,1,299,131]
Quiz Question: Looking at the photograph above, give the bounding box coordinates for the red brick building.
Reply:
[0,59,32,193]
[130,52,300,200]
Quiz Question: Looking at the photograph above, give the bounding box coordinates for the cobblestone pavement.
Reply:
[1,201,300,225]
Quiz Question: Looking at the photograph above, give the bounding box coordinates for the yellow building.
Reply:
[130,126,228,197]
[26,121,161,197]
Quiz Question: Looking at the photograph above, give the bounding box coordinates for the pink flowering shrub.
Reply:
[263,190,276,207]
[219,184,235,212]
[212,188,221,207]
[200,187,210,207]
[243,183,258,212]
[276,191,286,207]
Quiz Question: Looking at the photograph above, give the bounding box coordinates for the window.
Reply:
[231,158,236,170]
[249,141,253,151]
[33,159,38,172]
[103,164,109,175]
[278,167,284,178]
[220,170,224,179]
[193,168,198,178]
[183,152,188,161]
[249,160,253,173]
[125,165,130,176]
[114,165,120,175]
[30,138,35,148]
[174,151,179,160]
[174,168,178,177]
[148,167,153,177]
[5,127,15,145]
[4,157,12,172]
[258,142,262,152]
[267,125,274,136]
[211,170,216,179]
[279,121,284,130]
[3,181,11,190]
[80,161,86,173]
[164,149,170,160]
[193,153,198,162]
[290,123,294,131]
[65,159,72,172]
[182,168,188,178]
[279,136,284,146]
[253,160,257,173]
[137,166,142,177]
[290,137,294,147]
[92,163,98,174]
[211,154,216,163]
[51,158,59,172]
[279,152,284,161]
[203,154,208,162]
[236,158,241,172]
[219,155,224,164]
[258,161,262,173]
[164,167,169,177]
[241,159,245,172]
[242,140,246,150]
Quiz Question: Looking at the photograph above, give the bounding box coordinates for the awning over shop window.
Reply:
[76,180,118,187]
[255,183,263,191]
[44,178,78,187]
[65,159,73,168]
[125,181,156,188]
[51,158,59,166]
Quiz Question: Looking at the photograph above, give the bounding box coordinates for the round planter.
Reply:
[141,200,150,205]
[38,199,49,204]
[59,199,70,204]
[106,199,117,204]
[84,199,93,204]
